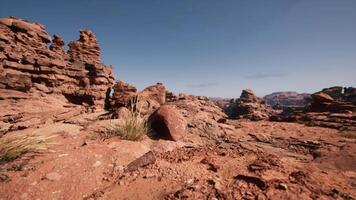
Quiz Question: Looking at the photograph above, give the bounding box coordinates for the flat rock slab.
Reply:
[44,172,62,181]
[125,151,156,173]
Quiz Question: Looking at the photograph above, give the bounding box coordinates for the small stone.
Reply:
[276,183,288,190]
[143,172,155,179]
[186,178,194,185]
[20,193,28,199]
[125,151,156,172]
[93,161,102,168]
[45,172,62,181]
[30,181,38,186]
[0,173,10,182]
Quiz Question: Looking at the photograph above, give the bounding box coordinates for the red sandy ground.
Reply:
[0,118,355,200]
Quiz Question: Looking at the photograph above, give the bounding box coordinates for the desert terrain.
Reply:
[0,17,355,200]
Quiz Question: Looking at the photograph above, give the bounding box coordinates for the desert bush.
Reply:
[339,130,356,139]
[235,124,243,129]
[108,97,151,141]
[0,133,52,163]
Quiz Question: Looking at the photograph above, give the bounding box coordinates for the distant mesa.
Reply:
[263,91,311,110]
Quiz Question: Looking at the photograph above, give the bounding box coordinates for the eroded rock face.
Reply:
[0,17,116,134]
[272,86,356,130]
[67,29,101,64]
[149,105,187,141]
[0,17,115,108]
[49,34,65,55]
[136,83,166,115]
[110,80,137,108]
[308,90,356,113]
[109,82,166,116]
[166,94,233,144]
[227,89,276,121]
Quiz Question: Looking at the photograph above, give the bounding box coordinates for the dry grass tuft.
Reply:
[235,124,243,129]
[339,130,356,139]
[108,97,151,141]
[0,133,52,163]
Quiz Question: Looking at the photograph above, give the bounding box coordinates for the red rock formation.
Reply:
[228,89,276,121]
[0,17,115,108]
[263,91,310,110]
[67,29,101,64]
[149,105,187,141]
[109,82,166,115]
[308,91,355,113]
[272,86,356,130]
[49,34,65,55]
[110,80,137,108]
[165,94,233,143]
[136,83,166,115]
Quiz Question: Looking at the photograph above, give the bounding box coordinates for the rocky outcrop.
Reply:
[210,97,233,110]
[165,94,233,144]
[0,17,115,108]
[308,89,356,113]
[49,34,65,55]
[109,82,166,116]
[67,30,101,64]
[272,86,356,130]
[136,83,166,115]
[227,89,276,121]
[0,17,116,134]
[166,90,178,102]
[149,105,187,141]
[110,80,137,108]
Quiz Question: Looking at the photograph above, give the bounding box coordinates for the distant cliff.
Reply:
[263,91,311,110]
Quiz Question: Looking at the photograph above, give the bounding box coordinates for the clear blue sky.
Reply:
[1,0,355,97]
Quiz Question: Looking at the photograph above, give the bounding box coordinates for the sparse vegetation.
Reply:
[235,124,243,129]
[0,133,52,163]
[108,97,151,141]
[339,130,356,139]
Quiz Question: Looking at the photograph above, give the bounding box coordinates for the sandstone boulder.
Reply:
[166,94,233,144]
[311,92,334,103]
[136,83,166,115]
[113,107,131,119]
[149,105,187,141]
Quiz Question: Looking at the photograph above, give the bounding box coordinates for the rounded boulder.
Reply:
[149,105,187,141]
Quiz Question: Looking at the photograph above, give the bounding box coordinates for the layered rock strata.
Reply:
[226,89,276,121]
[0,17,115,108]
[272,87,356,130]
